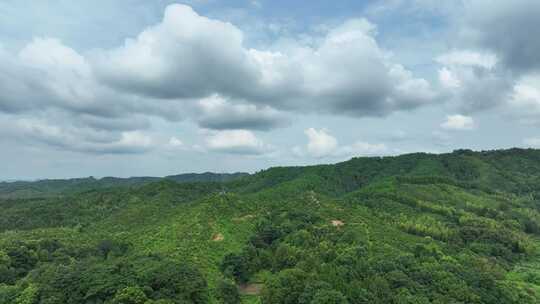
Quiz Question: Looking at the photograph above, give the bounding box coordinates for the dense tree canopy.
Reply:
[1,149,540,303]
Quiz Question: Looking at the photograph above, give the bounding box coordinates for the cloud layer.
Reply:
[204,130,271,155]
[2,0,540,174]
[0,4,440,156]
[92,5,437,116]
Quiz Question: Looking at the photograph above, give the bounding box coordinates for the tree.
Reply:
[140,259,209,304]
[0,284,20,304]
[112,286,149,304]
[298,281,332,304]
[5,244,38,278]
[0,251,15,284]
[220,253,249,283]
[96,239,129,259]
[261,269,308,304]
[216,279,240,304]
[15,284,39,304]
[273,244,298,271]
[311,290,349,304]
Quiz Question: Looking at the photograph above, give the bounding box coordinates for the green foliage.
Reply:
[138,257,209,303]
[220,253,250,283]
[112,286,148,304]
[261,269,309,304]
[2,148,540,303]
[0,283,20,303]
[310,289,349,304]
[0,173,247,199]
[15,284,39,304]
[215,279,240,304]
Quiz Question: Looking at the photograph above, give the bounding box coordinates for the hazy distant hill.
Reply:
[1,149,540,303]
[0,172,249,199]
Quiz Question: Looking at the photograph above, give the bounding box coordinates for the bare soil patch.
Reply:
[238,283,263,295]
[331,220,344,227]
[212,233,224,241]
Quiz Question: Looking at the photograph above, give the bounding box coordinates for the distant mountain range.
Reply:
[0,172,249,199]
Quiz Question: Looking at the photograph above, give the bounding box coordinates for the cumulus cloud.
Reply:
[0,38,188,154]
[305,128,339,158]
[92,4,437,117]
[0,38,185,121]
[436,49,512,113]
[432,0,540,121]
[427,0,540,120]
[463,0,540,73]
[196,95,288,131]
[204,130,271,155]
[0,115,154,154]
[507,74,540,124]
[440,115,475,131]
[436,48,540,123]
[0,3,441,158]
[301,128,387,158]
[93,4,259,100]
[13,2,540,160]
[512,75,540,106]
[278,20,438,115]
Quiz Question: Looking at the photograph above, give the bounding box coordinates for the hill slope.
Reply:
[1,149,540,303]
[0,172,248,199]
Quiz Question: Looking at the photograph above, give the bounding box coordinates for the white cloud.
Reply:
[116,131,152,148]
[436,50,511,112]
[0,116,154,154]
[0,3,443,161]
[304,128,338,158]
[168,137,184,148]
[438,67,461,89]
[436,50,498,69]
[506,74,540,124]
[510,74,540,110]
[196,94,288,131]
[440,114,475,130]
[205,130,270,155]
[93,4,257,100]
[92,5,437,117]
[336,141,388,157]
[302,128,387,158]
[0,38,94,113]
[1,37,185,120]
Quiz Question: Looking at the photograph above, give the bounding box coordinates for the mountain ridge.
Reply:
[0,172,249,199]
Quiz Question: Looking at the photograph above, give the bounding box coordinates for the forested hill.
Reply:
[2,148,540,303]
[0,172,249,199]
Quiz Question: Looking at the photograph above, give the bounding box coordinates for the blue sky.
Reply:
[1,0,540,179]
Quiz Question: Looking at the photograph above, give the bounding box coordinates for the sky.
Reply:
[1,0,540,179]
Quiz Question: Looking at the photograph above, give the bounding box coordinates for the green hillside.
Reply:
[0,172,248,199]
[2,149,540,303]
